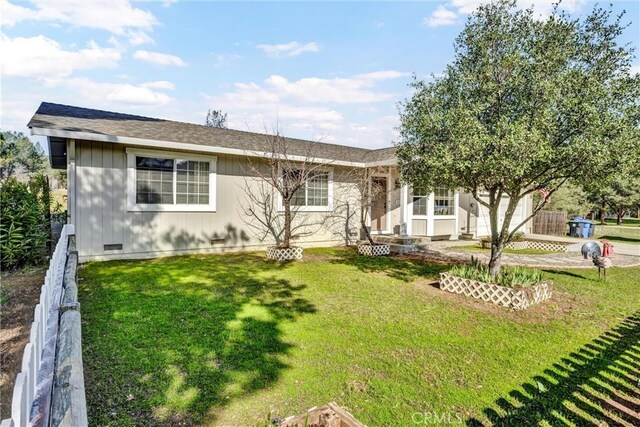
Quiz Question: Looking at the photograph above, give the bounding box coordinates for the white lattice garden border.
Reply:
[266,246,303,261]
[357,244,391,257]
[439,273,552,310]
[482,240,573,252]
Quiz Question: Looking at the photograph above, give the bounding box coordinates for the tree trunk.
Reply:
[600,201,606,225]
[617,211,623,225]
[283,198,291,248]
[489,241,504,279]
[361,219,375,245]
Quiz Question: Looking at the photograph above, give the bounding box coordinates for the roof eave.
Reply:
[29,126,370,168]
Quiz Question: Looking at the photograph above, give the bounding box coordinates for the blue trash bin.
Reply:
[582,220,595,238]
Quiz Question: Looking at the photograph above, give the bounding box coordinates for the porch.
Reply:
[365,166,533,241]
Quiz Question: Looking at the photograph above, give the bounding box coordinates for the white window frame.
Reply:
[433,187,456,218]
[126,148,217,212]
[411,187,430,218]
[277,167,334,212]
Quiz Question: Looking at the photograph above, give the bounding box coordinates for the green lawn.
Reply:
[602,218,640,227]
[448,244,559,255]
[79,248,640,426]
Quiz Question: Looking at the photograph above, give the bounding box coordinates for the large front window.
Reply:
[280,168,333,211]
[127,149,216,212]
[291,171,329,207]
[434,187,455,215]
[412,187,428,216]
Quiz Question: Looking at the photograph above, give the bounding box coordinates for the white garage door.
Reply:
[476,196,527,238]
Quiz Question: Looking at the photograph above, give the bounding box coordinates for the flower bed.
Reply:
[439,272,552,310]
[357,243,390,256]
[481,239,573,252]
[266,246,303,261]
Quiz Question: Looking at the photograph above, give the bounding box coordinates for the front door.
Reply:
[371,177,387,232]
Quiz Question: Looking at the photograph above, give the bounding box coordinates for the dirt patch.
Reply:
[0,269,45,418]
[412,278,588,324]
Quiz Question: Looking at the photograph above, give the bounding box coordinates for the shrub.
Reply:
[512,231,526,241]
[449,256,543,287]
[0,176,51,269]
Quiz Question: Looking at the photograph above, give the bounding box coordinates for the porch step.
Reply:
[372,235,432,245]
[359,236,429,254]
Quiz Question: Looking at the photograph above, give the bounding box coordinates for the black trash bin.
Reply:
[568,217,582,237]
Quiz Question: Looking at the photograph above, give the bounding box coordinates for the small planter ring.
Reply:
[357,243,390,257]
[266,246,303,261]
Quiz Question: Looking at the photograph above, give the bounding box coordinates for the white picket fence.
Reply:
[1,225,74,427]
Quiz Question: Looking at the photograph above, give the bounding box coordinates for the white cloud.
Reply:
[126,30,155,46]
[424,6,458,27]
[47,78,174,105]
[201,70,407,148]
[212,53,242,68]
[424,0,589,28]
[1,0,157,44]
[256,41,320,57]
[213,70,408,108]
[631,64,640,75]
[0,34,121,78]
[140,81,175,90]
[373,21,385,29]
[133,50,187,67]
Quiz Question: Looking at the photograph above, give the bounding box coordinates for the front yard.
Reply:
[79,248,639,426]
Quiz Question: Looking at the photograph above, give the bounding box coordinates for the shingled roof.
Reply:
[28,102,397,165]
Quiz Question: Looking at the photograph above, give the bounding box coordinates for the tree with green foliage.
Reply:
[539,183,592,217]
[0,175,51,269]
[205,109,228,128]
[585,165,640,225]
[396,0,640,278]
[0,131,49,180]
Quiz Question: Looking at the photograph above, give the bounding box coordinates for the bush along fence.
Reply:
[1,225,87,427]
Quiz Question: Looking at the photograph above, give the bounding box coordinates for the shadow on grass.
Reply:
[541,269,590,280]
[329,248,450,282]
[467,313,640,426]
[598,235,640,244]
[79,252,316,426]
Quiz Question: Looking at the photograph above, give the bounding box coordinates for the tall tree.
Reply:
[0,131,49,180]
[396,0,640,278]
[585,165,640,225]
[539,183,591,217]
[205,109,228,128]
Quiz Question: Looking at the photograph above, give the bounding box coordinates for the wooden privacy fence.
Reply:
[532,211,567,236]
[1,225,87,427]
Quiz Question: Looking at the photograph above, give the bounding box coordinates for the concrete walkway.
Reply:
[422,236,640,269]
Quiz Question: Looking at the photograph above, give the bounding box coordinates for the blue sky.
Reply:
[1,0,639,151]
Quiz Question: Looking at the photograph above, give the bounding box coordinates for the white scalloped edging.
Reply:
[266,246,303,261]
[439,273,552,310]
[357,244,390,257]
[482,240,573,252]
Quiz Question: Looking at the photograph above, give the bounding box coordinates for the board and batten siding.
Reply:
[73,140,359,261]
